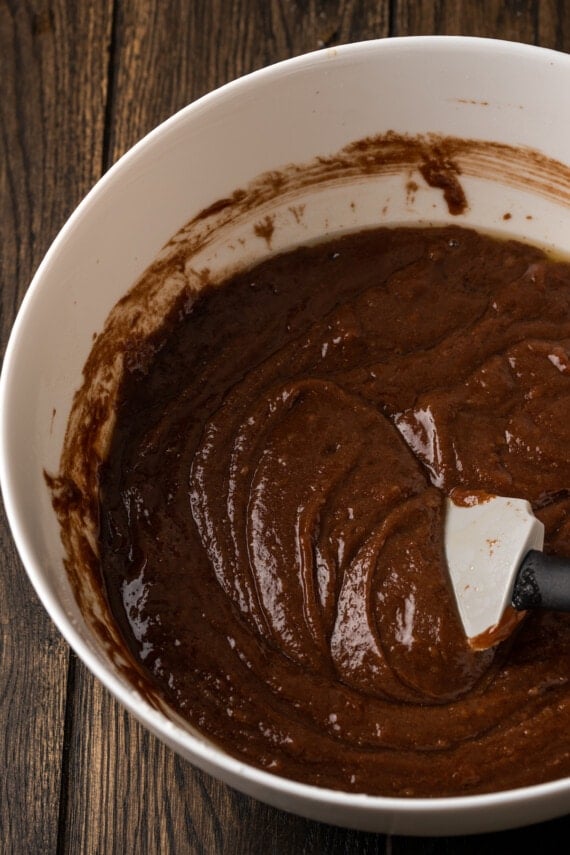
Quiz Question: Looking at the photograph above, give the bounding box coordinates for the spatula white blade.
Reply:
[444,496,545,645]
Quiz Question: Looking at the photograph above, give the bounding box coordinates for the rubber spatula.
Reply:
[444,494,570,650]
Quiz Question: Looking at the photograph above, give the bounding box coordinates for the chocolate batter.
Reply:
[97,225,570,797]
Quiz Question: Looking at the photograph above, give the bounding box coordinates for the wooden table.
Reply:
[2,2,569,852]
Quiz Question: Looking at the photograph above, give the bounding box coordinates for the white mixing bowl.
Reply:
[2,37,570,835]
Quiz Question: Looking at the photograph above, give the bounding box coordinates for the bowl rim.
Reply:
[2,33,570,822]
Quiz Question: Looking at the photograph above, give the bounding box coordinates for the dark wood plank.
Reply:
[0,1,113,853]
[392,0,540,42]
[538,0,570,50]
[0,510,67,855]
[393,0,570,53]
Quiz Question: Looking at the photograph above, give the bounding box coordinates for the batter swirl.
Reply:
[98,226,570,796]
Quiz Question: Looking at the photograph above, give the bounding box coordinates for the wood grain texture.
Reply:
[2,1,570,853]
[392,0,539,41]
[0,1,112,853]
[537,0,570,49]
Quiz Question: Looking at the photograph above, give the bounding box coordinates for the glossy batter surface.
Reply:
[98,226,570,796]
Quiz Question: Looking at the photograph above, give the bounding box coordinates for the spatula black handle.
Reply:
[512,549,570,612]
